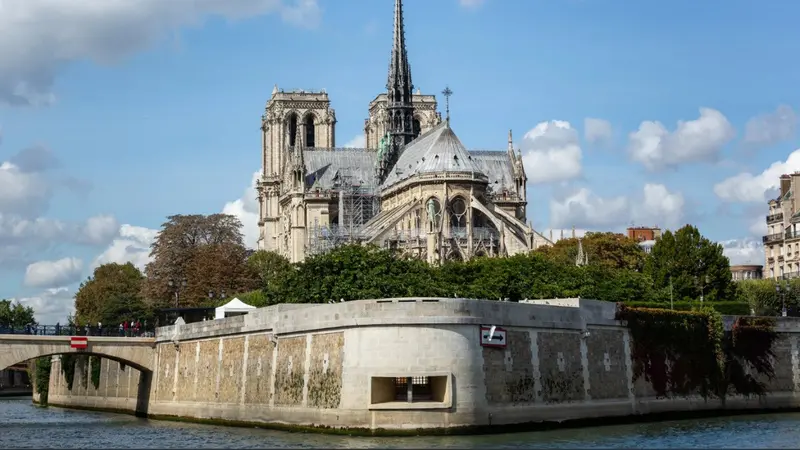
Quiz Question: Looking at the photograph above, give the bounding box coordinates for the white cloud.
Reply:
[743,105,797,148]
[13,287,74,325]
[584,118,613,144]
[343,134,366,148]
[720,238,764,266]
[459,0,486,8]
[91,224,158,271]
[714,148,800,203]
[222,172,261,249]
[0,161,51,217]
[0,0,321,106]
[549,183,684,230]
[24,257,83,288]
[521,120,583,184]
[628,108,735,170]
[749,217,767,236]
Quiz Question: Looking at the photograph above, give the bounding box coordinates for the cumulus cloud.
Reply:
[549,183,685,230]
[714,148,800,203]
[521,120,583,184]
[628,108,735,171]
[720,238,764,266]
[584,118,613,145]
[0,0,322,106]
[343,134,366,148]
[222,172,261,249]
[743,105,797,148]
[24,257,83,288]
[13,287,74,324]
[91,224,158,271]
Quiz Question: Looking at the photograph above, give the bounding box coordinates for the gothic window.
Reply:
[287,113,298,147]
[412,117,421,138]
[449,197,467,231]
[304,113,316,148]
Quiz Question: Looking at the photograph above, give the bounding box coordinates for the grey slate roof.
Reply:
[381,122,485,189]
[469,150,516,193]
[304,149,377,189]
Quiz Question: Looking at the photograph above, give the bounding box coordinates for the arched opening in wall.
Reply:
[287,113,298,147]
[304,113,316,148]
[412,117,421,139]
[424,197,442,232]
[449,197,468,238]
[472,208,499,245]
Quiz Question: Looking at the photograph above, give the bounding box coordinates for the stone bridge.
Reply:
[0,335,156,372]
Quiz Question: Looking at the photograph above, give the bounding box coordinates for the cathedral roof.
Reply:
[381,121,486,189]
[304,150,377,190]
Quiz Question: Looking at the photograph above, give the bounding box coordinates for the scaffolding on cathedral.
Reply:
[307,167,380,256]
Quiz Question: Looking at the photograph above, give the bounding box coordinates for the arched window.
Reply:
[304,113,316,148]
[287,113,298,147]
[412,117,421,138]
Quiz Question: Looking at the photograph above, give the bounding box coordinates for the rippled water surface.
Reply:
[2,398,800,448]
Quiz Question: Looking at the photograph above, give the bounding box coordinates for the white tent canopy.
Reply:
[214,297,256,320]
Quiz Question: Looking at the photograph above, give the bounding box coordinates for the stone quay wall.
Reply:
[47,298,800,434]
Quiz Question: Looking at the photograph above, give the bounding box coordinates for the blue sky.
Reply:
[0,0,796,322]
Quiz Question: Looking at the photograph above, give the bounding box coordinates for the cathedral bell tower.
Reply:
[377,0,417,183]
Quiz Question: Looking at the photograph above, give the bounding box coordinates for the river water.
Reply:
[2,397,799,448]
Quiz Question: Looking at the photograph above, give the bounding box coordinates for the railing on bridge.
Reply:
[0,325,155,338]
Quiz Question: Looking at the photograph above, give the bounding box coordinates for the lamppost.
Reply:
[776,282,789,317]
[208,290,227,301]
[168,278,187,308]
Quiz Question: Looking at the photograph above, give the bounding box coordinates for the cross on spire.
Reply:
[442,86,453,123]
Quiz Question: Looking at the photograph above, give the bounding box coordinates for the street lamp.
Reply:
[776,283,788,317]
[168,278,187,308]
[208,290,227,300]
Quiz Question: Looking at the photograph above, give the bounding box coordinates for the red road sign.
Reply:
[70,336,88,350]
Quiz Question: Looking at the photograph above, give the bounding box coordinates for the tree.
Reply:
[247,250,292,292]
[644,225,734,302]
[142,214,257,307]
[74,262,150,326]
[268,244,441,303]
[0,300,35,327]
[535,232,646,271]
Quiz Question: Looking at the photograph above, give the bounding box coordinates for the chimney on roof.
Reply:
[785,174,796,199]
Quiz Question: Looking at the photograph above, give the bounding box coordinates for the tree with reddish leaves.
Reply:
[142,214,258,308]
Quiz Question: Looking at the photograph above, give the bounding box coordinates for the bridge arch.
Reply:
[0,335,156,416]
[0,336,155,373]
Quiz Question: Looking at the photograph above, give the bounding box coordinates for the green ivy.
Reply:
[60,354,77,391]
[623,301,750,316]
[617,305,777,399]
[29,358,51,406]
[90,356,101,390]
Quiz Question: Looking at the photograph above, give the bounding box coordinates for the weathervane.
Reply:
[442,86,453,122]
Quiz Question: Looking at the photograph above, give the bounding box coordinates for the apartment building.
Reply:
[627,226,662,254]
[764,173,800,280]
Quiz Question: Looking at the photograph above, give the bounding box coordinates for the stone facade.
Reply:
[764,172,800,279]
[41,298,800,434]
[255,0,551,263]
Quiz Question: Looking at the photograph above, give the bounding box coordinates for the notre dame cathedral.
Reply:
[255,0,553,264]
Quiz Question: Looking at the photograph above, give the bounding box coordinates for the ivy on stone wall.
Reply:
[60,354,77,391]
[28,358,51,406]
[617,305,777,399]
[90,356,101,390]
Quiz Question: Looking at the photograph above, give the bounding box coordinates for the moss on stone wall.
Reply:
[307,369,341,408]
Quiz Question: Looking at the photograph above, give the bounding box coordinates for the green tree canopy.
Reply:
[247,250,292,292]
[644,225,734,302]
[0,299,35,327]
[74,262,151,326]
[535,232,646,271]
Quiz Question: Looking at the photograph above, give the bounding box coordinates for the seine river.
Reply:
[2,397,799,448]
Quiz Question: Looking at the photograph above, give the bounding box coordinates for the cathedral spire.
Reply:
[378,0,416,183]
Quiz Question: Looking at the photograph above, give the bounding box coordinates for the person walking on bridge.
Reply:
[55,322,60,336]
